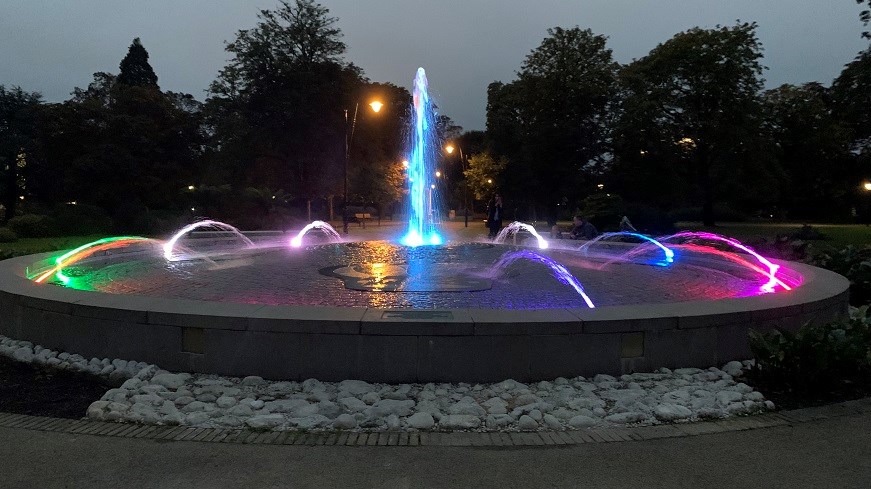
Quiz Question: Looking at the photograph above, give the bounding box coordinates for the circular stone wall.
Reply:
[0,249,849,383]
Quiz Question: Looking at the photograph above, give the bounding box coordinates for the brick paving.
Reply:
[2,397,869,447]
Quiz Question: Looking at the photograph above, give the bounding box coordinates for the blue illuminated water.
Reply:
[401,68,443,247]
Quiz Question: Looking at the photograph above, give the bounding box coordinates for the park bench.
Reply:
[353,212,373,228]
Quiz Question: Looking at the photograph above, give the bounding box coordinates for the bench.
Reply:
[353,213,373,228]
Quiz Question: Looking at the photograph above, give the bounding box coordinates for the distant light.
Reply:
[431,184,436,189]
[864,182,871,191]
[187,185,195,191]
[401,159,409,168]
[597,183,604,189]
[487,179,493,184]
[190,207,196,212]
[435,170,442,178]
[272,195,276,199]
[369,100,383,113]
[67,201,77,205]
[18,196,24,200]
[640,150,648,155]
[445,144,455,154]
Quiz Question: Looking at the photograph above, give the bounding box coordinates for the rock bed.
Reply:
[0,334,772,432]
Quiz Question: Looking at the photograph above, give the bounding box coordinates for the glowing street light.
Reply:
[863,182,871,191]
[187,185,195,191]
[401,159,409,168]
[435,170,442,178]
[445,144,455,154]
[597,183,605,189]
[343,99,384,234]
[487,178,493,184]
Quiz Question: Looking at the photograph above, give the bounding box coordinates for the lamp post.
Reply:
[343,100,383,235]
[445,144,471,227]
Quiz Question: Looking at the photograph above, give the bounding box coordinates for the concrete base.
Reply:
[0,253,850,382]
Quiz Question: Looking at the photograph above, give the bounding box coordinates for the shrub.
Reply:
[668,204,748,222]
[810,246,871,306]
[748,307,871,397]
[51,204,112,236]
[0,227,17,243]
[623,204,676,235]
[577,194,625,231]
[789,224,828,241]
[7,214,58,238]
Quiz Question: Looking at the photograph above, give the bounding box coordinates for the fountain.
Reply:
[0,68,849,383]
[401,68,443,247]
[493,222,549,249]
[290,221,341,248]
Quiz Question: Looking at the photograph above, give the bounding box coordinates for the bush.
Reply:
[748,307,871,397]
[577,194,625,231]
[51,204,112,236]
[810,245,871,306]
[668,204,748,222]
[789,224,828,241]
[623,204,676,235]
[0,227,17,243]
[7,214,58,238]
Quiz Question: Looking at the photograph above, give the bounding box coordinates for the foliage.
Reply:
[486,27,618,220]
[7,214,58,238]
[831,47,871,155]
[763,83,855,220]
[612,23,773,226]
[667,204,749,223]
[464,152,506,200]
[748,308,871,397]
[0,227,17,243]
[117,38,159,88]
[577,193,624,230]
[0,86,42,223]
[810,245,871,306]
[623,204,676,235]
[857,0,870,39]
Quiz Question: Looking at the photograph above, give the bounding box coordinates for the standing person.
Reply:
[487,193,503,238]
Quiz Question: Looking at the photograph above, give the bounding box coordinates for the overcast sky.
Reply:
[1,1,867,130]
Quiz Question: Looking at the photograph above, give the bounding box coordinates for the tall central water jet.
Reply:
[401,68,443,247]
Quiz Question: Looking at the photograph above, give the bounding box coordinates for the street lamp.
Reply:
[864,182,871,191]
[435,170,442,178]
[343,99,383,234]
[444,143,470,227]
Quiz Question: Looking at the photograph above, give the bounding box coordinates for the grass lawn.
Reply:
[675,222,871,249]
[0,235,106,259]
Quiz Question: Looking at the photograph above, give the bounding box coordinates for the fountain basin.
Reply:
[0,245,848,382]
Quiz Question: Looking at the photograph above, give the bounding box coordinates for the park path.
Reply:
[1,408,870,489]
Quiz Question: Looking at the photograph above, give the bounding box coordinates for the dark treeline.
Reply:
[0,0,428,236]
[1,1,870,236]
[482,22,871,230]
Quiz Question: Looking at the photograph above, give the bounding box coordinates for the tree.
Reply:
[0,86,42,222]
[763,83,853,219]
[831,47,871,152]
[612,23,771,226]
[207,0,364,218]
[486,27,618,221]
[464,152,507,200]
[117,38,159,88]
[857,0,870,39]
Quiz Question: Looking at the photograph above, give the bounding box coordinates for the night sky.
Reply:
[1,0,867,130]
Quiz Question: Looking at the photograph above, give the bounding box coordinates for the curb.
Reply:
[2,397,870,447]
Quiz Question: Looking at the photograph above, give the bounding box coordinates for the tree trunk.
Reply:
[306,199,312,222]
[327,195,334,221]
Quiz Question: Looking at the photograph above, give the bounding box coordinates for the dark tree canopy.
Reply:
[857,0,870,39]
[0,86,42,222]
[487,27,618,220]
[831,47,871,150]
[612,22,770,225]
[117,38,159,88]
